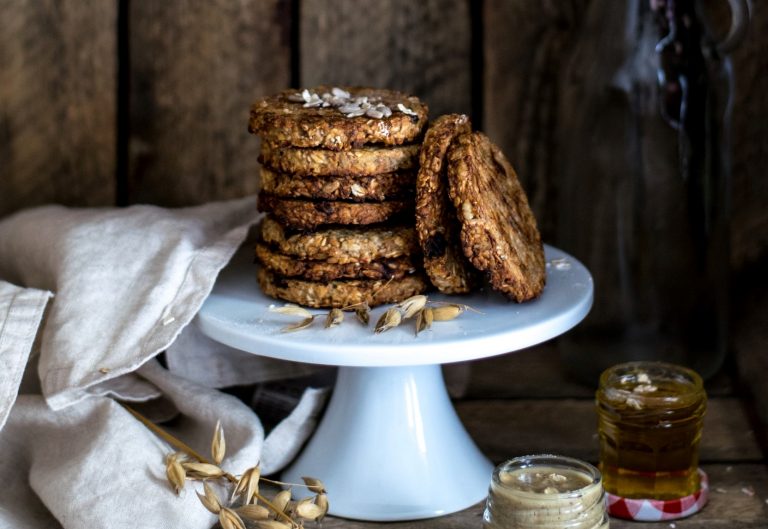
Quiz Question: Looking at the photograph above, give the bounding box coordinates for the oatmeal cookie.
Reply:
[259,216,419,264]
[255,243,417,282]
[249,86,428,150]
[446,131,545,302]
[259,142,420,177]
[260,166,415,202]
[257,268,428,308]
[257,192,413,230]
[415,114,478,294]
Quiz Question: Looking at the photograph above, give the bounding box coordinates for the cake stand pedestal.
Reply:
[196,244,593,521]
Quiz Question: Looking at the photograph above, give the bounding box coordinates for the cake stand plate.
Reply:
[196,244,593,521]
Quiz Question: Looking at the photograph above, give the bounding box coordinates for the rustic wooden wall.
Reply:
[301,0,472,119]
[730,0,768,269]
[3,0,762,259]
[127,0,292,206]
[0,0,116,214]
[0,0,765,390]
[1,0,764,242]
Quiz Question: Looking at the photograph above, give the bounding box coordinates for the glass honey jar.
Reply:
[596,362,706,500]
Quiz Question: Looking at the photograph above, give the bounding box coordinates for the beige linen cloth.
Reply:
[0,197,326,529]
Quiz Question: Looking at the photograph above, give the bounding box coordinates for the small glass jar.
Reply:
[596,361,707,500]
[483,455,608,529]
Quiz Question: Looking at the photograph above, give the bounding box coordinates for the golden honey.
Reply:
[596,362,706,499]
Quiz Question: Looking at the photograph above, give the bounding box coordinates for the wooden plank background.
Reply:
[127,0,292,206]
[1,0,764,262]
[0,0,116,214]
[0,0,766,396]
[301,0,472,119]
[2,0,763,258]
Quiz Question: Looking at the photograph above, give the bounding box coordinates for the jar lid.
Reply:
[606,469,708,521]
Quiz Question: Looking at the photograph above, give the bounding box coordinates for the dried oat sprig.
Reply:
[314,493,329,521]
[219,507,246,529]
[341,301,371,326]
[234,504,270,521]
[251,491,299,528]
[269,304,317,333]
[429,300,484,314]
[324,308,344,328]
[183,461,225,479]
[233,472,324,497]
[122,404,308,528]
[269,304,313,319]
[415,307,434,336]
[398,295,427,319]
[272,489,292,514]
[211,420,226,465]
[197,481,223,514]
[123,404,211,468]
[267,294,475,336]
[165,453,186,495]
[282,316,315,333]
[295,498,325,521]
[301,477,326,494]
[430,304,464,321]
[233,465,261,504]
[374,295,473,335]
[354,305,370,326]
[375,307,402,334]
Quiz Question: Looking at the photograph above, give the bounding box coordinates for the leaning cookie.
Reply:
[249,86,428,150]
[259,216,419,264]
[257,192,413,230]
[260,166,415,202]
[255,243,418,282]
[415,114,478,294]
[257,267,429,309]
[259,142,420,177]
[446,131,545,302]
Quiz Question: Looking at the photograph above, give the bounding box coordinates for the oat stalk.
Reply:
[121,404,302,528]
[212,420,226,465]
[122,404,214,471]
[266,294,474,336]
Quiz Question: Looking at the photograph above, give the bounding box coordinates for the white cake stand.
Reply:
[196,245,593,521]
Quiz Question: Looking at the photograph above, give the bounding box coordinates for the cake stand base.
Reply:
[197,244,594,520]
[282,364,494,521]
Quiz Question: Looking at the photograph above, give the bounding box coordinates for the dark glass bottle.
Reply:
[558,0,748,384]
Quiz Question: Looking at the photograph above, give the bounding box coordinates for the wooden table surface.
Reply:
[318,344,768,528]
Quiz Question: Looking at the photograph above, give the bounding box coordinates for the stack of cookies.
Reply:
[249,86,547,309]
[248,86,431,308]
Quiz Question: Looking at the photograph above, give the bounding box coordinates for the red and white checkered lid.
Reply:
[606,469,709,521]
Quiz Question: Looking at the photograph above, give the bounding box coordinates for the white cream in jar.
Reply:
[483,455,609,529]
